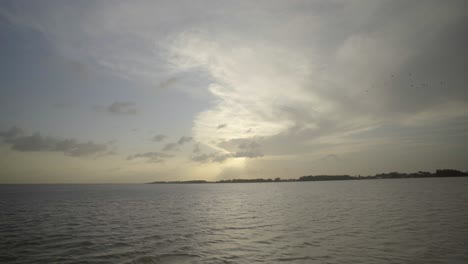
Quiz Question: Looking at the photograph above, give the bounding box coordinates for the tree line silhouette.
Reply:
[148,169,468,184]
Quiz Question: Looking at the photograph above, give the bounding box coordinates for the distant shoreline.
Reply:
[147,169,468,184]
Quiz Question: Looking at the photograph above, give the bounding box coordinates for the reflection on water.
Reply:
[1,178,468,263]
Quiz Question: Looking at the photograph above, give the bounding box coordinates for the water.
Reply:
[1,178,467,264]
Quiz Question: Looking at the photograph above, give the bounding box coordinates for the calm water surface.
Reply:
[1,178,467,263]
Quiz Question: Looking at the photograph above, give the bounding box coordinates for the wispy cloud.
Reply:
[127,152,173,163]
[191,150,263,164]
[191,137,263,163]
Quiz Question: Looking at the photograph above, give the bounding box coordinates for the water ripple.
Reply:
[1,178,467,263]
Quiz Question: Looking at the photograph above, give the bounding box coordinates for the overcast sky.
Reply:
[1,0,467,183]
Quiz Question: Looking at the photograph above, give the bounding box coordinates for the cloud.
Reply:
[161,136,192,151]
[157,77,179,89]
[152,134,167,142]
[169,32,322,150]
[55,140,109,157]
[238,140,260,149]
[127,152,173,163]
[230,138,263,158]
[162,142,179,152]
[211,153,232,163]
[191,137,263,163]
[193,143,200,153]
[191,149,262,164]
[217,137,262,152]
[191,153,211,163]
[106,101,138,115]
[191,152,229,163]
[233,149,263,158]
[0,127,110,157]
[191,138,263,163]
[177,136,192,145]
[6,133,56,152]
[166,2,468,166]
[0,126,24,140]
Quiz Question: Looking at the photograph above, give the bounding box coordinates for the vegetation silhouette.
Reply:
[148,169,468,184]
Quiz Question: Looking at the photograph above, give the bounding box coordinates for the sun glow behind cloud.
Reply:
[168,32,330,148]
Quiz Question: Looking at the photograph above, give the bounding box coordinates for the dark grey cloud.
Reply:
[211,153,231,163]
[56,140,109,157]
[152,134,167,142]
[238,140,260,149]
[6,133,56,152]
[162,136,192,151]
[191,152,229,163]
[212,137,264,161]
[127,152,173,163]
[193,143,200,153]
[317,2,468,120]
[157,77,179,89]
[191,153,211,163]
[0,126,24,140]
[177,136,192,145]
[106,101,138,115]
[162,142,179,152]
[218,137,262,152]
[233,149,263,158]
[0,127,109,157]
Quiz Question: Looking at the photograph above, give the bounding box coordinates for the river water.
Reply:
[1,177,467,263]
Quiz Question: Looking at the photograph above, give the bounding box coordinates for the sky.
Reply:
[0,0,467,183]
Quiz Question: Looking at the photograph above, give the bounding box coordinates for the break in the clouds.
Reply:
[0,0,467,183]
